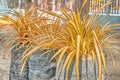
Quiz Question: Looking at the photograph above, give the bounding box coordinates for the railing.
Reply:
[1,0,120,15]
[89,0,120,15]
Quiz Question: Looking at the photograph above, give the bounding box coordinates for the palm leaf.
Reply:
[76,35,81,80]
[66,53,75,80]
[62,51,74,72]
[56,47,68,71]
[93,31,102,80]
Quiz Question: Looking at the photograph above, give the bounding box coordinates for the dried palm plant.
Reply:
[0,1,119,80]
[0,6,51,47]
[0,6,62,74]
[21,1,120,80]
[0,6,59,72]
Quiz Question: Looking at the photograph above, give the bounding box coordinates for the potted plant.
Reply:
[21,1,120,80]
[0,6,62,80]
[0,1,119,80]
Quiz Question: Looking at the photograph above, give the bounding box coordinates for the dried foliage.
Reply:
[0,1,119,80]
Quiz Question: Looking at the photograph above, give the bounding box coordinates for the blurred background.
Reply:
[0,0,120,14]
